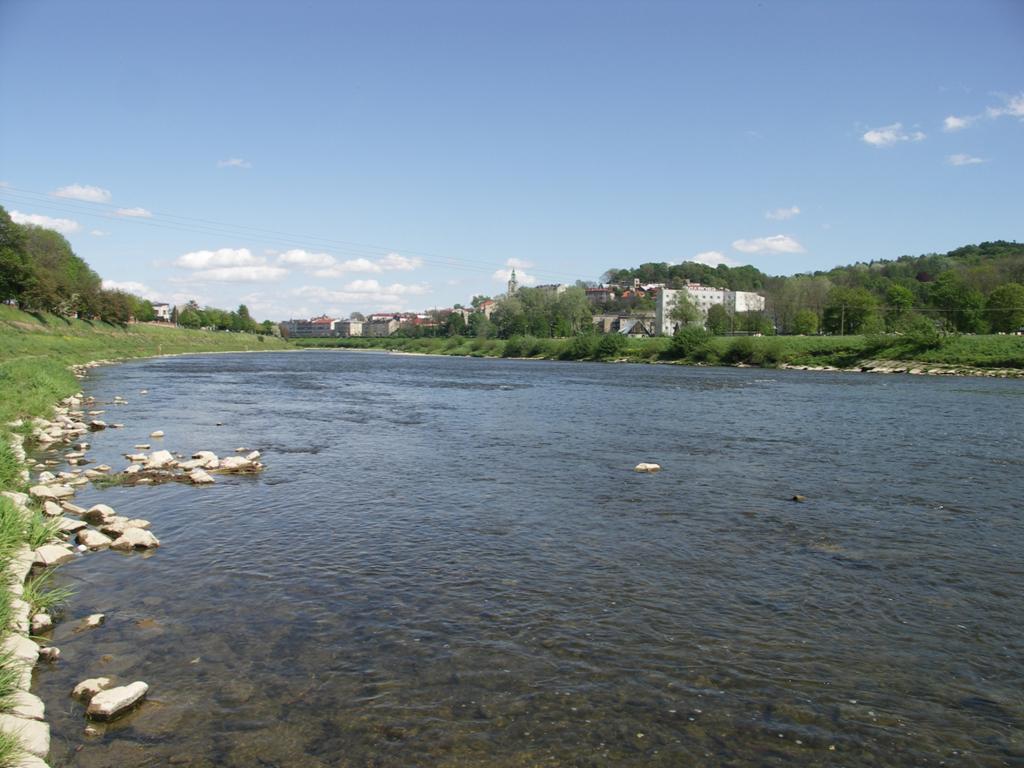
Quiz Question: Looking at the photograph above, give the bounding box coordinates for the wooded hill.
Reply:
[604,241,1024,335]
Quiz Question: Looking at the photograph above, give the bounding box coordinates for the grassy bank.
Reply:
[294,332,1024,372]
[0,306,292,763]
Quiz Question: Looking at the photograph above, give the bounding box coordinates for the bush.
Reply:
[667,326,712,360]
[595,333,628,359]
[561,334,598,360]
[722,336,756,364]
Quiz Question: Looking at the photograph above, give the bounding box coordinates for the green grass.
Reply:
[0,305,294,751]
[293,332,1024,371]
[22,569,74,615]
[0,716,25,767]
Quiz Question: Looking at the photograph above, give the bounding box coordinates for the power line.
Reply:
[0,185,585,283]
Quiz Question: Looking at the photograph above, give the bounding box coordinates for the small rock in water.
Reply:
[111,528,160,550]
[792,495,806,502]
[38,647,61,662]
[79,614,106,631]
[634,462,661,473]
[30,614,53,634]
[150,430,164,438]
[86,681,148,720]
[139,389,148,395]
[134,444,151,450]
[72,677,112,701]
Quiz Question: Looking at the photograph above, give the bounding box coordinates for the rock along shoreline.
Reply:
[2,356,267,766]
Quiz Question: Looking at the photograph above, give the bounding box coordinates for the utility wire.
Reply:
[0,185,584,283]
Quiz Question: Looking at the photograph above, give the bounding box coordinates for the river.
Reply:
[33,351,1024,766]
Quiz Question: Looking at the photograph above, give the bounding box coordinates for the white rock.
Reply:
[245,450,261,461]
[1,634,39,665]
[189,469,215,484]
[219,456,250,471]
[88,420,107,431]
[123,464,143,474]
[150,430,164,438]
[29,484,73,500]
[134,444,150,450]
[72,677,112,701]
[94,464,111,473]
[10,752,51,768]
[42,501,62,517]
[1,491,29,508]
[83,504,117,524]
[145,449,175,469]
[82,613,105,629]
[125,519,150,529]
[56,518,88,535]
[86,681,148,720]
[0,714,50,757]
[9,691,45,721]
[191,450,218,463]
[36,471,56,484]
[78,529,112,550]
[33,544,76,566]
[61,501,86,515]
[633,462,662,473]
[110,528,160,550]
[37,646,60,662]
[99,518,131,537]
[126,453,148,463]
[30,614,52,633]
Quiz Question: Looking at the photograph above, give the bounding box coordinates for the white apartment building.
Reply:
[655,283,766,335]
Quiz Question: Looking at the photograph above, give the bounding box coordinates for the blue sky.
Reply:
[1,0,1021,320]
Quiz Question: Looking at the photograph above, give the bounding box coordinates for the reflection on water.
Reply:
[33,352,1024,766]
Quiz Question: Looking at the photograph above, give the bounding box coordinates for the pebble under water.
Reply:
[31,351,1024,766]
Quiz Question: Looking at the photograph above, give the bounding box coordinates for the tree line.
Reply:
[607,240,1024,335]
[0,205,273,332]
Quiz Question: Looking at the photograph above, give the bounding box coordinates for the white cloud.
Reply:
[862,123,926,147]
[765,206,800,221]
[492,267,538,286]
[308,252,423,277]
[9,210,80,234]
[176,247,263,269]
[190,266,288,282]
[986,92,1024,120]
[378,253,423,271]
[506,257,534,269]
[291,282,430,308]
[53,184,112,203]
[116,207,152,218]
[943,115,974,132]
[947,153,986,166]
[217,158,252,169]
[732,235,805,254]
[102,279,160,299]
[691,250,739,268]
[276,249,336,268]
[90,229,108,237]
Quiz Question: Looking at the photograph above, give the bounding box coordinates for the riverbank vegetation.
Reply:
[295,331,1024,372]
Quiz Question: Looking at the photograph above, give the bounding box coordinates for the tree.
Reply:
[705,304,730,335]
[885,283,916,330]
[443,311,467,336]
[822,286,880,335]
[470,295,491,308]
[0,207,30,303]
[668,293,699,331]
[468,312,495,338]
[986,282,1024,332]
[791,309,819,335]
[928,271,987,333]
[349,311,365,321]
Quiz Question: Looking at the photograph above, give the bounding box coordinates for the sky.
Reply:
[1,0,1022,321]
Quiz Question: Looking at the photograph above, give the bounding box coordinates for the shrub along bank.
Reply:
[0,305,290,764]
[294,331,1024,371]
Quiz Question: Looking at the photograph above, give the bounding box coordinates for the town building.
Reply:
[278,315,337,338]
[655,284,766,335]
[585,286,617,304]
[365,317,401,337]
[335,319,363,337]
[476,299,497,319]
[152,302,171,322]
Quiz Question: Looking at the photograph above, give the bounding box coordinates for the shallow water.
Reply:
[32,351,1024,766]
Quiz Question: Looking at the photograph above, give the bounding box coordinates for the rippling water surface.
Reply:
[33,351,1024,766]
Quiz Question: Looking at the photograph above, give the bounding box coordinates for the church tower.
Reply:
[507,268,519,296]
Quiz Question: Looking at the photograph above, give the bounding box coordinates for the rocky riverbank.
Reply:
[1,360,265,766]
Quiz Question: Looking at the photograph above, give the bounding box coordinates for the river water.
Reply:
[32,351,1023,766]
